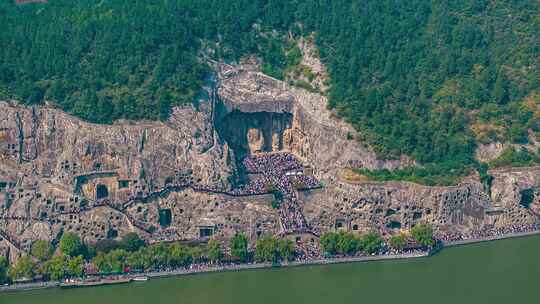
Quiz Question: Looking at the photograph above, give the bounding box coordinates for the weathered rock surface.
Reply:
[475,142,509,163]
[0,65,539,263]
[217,67,415,171]
[0,98,233,262]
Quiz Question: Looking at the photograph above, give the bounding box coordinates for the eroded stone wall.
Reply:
[0,98,234,262]
[216,111,293,157]
[0,65,539,264]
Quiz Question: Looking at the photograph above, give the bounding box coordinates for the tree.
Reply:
[509,123,528,144]
[189,246,204,264]
[229,233,248,263]
[59,233,83,257]
[121,233,145,252]
[207,239,223,263]
[411,224,434,247]
[9,255,36,280]
[91,250,129,274]
[84,243,97,260]
[255,236,279,263]
[92,252,111,273]
[31,240,52,262]
[277,239,295,262]
[493,69,509,104]
[389,234,407,250]
[336,232,360,255]
[149,242,171,268]
[169,244,190,267]
[95,239,120,253]
[67,255,85,278]
[41,255,68,281]
[126,249,149,271]
[107,249,129,273]
[157,91,172,121]
[0,256,8,284]
[320,232,339,255]
[360,233,383,254]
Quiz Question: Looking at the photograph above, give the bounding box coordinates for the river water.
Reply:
[1,235,539,304]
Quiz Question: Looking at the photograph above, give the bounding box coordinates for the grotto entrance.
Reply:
[520,189,535,208]
[216,110,293,160]
[96,184,109,200]
[199,226,214,238]
[159,209,172,228]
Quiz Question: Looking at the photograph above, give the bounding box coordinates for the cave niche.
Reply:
[216,110,293,159]
[520,189,535,208]
[387,221,402,229]
[96,184,109,200]
[159,209,172,228]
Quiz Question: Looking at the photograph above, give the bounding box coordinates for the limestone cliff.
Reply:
[0,65,538,263]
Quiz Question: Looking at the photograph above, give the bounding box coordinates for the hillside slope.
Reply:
[0,0,538,173]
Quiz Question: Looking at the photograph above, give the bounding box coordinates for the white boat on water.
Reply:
[132,276,149,282]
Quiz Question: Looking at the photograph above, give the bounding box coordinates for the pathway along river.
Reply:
[2,235,540,304]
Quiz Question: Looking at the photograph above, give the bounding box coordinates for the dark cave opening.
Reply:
[96,184,109,200]
[520,189,535,208]
[216,110,293,160]
[387,221,402,229]
[159,209,172,228]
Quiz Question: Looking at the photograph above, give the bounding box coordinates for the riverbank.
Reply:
[444,229,540,247]
[2,229,540,294]
[4,232,540,304]
[143,251,429,280]
[0,252,428,294]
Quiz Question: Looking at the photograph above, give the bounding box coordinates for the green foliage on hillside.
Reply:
[489,147,540,168]
[354,163,473,186]
[301,0,539,167]
[31,240,53,262]
[59,232,83,257]
[0,0,291,123]
[1,0,539,171]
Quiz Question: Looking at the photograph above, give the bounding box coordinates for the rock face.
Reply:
[301,177,536,237]
[216,67,415,172]
[0,98,234,262]
[216,111,293,158]
[475,142,509,163]
[1,65,539,263]
[296,37,329,93]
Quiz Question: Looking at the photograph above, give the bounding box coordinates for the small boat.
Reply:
[60,279,104,289]
[102,278,132,285]
[60,277,132,289]
[132,276,149,282]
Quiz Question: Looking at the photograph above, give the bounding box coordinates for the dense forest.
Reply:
[0,0,539,178]
[304,0,540,168]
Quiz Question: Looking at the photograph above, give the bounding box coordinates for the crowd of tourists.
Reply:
[234,153,322,233]
[119,152,321,201]
[242,153,302,174]
[289,174,322,190]
[294,239,322,261]
[436,223,540,243]
[149,229,181,244]
[278,200,308,233]
[229,177,267,196]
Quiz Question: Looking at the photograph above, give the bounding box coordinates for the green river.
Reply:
[2,235,539,304]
